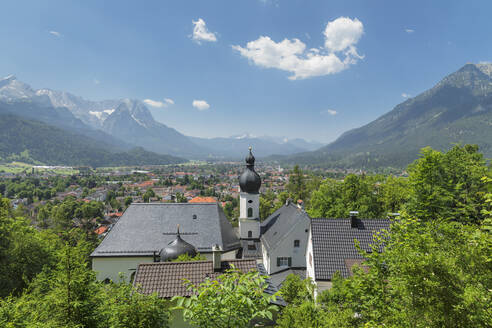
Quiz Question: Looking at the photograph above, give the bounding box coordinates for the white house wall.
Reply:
[306,228,315,281]
[265,219,310,274]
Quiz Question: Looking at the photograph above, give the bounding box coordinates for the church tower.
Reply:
[238,147,261,239]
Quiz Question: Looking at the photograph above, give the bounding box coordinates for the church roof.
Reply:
[239,147,261,194]
[91,203,241,257]
[159,226,198,261]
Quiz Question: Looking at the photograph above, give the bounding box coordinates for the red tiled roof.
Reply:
[94,226,108,235]
[189,196,217,203]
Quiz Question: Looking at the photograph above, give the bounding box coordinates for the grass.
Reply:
[0,162,79,175]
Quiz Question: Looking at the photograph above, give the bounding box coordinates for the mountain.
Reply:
[190,134,324,159]
[101,99,206,157]
[0,113,184,167]
[281,63,492,169]
[0,75,322,159]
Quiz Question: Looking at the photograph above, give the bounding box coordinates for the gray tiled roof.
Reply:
[133,260,285,306]
[260,203,310,252]
[269,267,306,289]
[91,203,240,257]
[311,218,390,281]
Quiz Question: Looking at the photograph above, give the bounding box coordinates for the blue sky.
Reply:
[1,0,491,143]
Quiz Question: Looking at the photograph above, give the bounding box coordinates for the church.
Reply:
[91,147,310,283]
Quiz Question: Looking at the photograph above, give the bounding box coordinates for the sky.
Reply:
[1,0,491,143]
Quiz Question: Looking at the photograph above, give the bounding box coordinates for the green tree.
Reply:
[405,145,489,223]
[173,267,278,328]
[287,165,306,202]
[101,281,170,328]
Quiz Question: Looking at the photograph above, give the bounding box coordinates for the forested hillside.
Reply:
[0,114,184,167]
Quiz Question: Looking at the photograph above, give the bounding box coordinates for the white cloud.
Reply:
[322,109,338,115]
[49,30,61,37]
[401,93,411,98]
[192,100,210,111]
[143,98,175,108]
[405,28,415,34]
[191,18,217,43]
[232,17,364,80]
[324,17,363,53]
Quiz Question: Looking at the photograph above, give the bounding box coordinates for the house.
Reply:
[90,202,241,282]
[306,214,390,294]
[133,241,284,327]
[260,201,310,274]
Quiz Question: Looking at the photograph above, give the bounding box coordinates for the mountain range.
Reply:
[278,63,492,169]
[0,75,323,161]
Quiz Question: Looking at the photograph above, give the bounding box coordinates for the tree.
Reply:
[279,274,314,305]
[405,145,489,223]
[101,281,170,328]
[287,165,306,202]
[173,267,278,327]
[317,217,492,327]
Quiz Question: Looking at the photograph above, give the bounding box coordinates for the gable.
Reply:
[260,204,310,252]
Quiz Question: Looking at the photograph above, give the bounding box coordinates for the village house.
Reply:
[306,212,390,295]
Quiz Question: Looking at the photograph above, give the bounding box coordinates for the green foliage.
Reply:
[406,145,489,223]
[0,199,60,298]
[173,267,278,328]
[0,227,170,328]
[308,174,407,219]
[279,274,315,305]
[0,113,184,167]
[317,217,492,327]
[170,253,207,262]
[101,281,169,328]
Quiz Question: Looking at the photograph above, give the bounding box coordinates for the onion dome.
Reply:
[239,147,261,194]
[159,225,197,262]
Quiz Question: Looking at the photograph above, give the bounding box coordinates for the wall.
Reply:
[265,217,310,274]
[305,228,315,281]
[92,256,154,282]
[92,250,237,283]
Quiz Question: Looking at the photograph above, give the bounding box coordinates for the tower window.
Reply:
[248,208,253,217]
[248,230,252,238]
[248,200,253,204]
[294,240,300,248]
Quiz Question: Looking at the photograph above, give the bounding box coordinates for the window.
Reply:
[294,240,300,248]
[277,257,292,267]
[247,207,253,217]
[248,243,256,250]
[248,200,253,204]
[248,230,252,238]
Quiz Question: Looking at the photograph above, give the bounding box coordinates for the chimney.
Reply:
[297,199,304,209]
[286,198,292,206]
[212,244,222,272]
[349,211,359,228]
